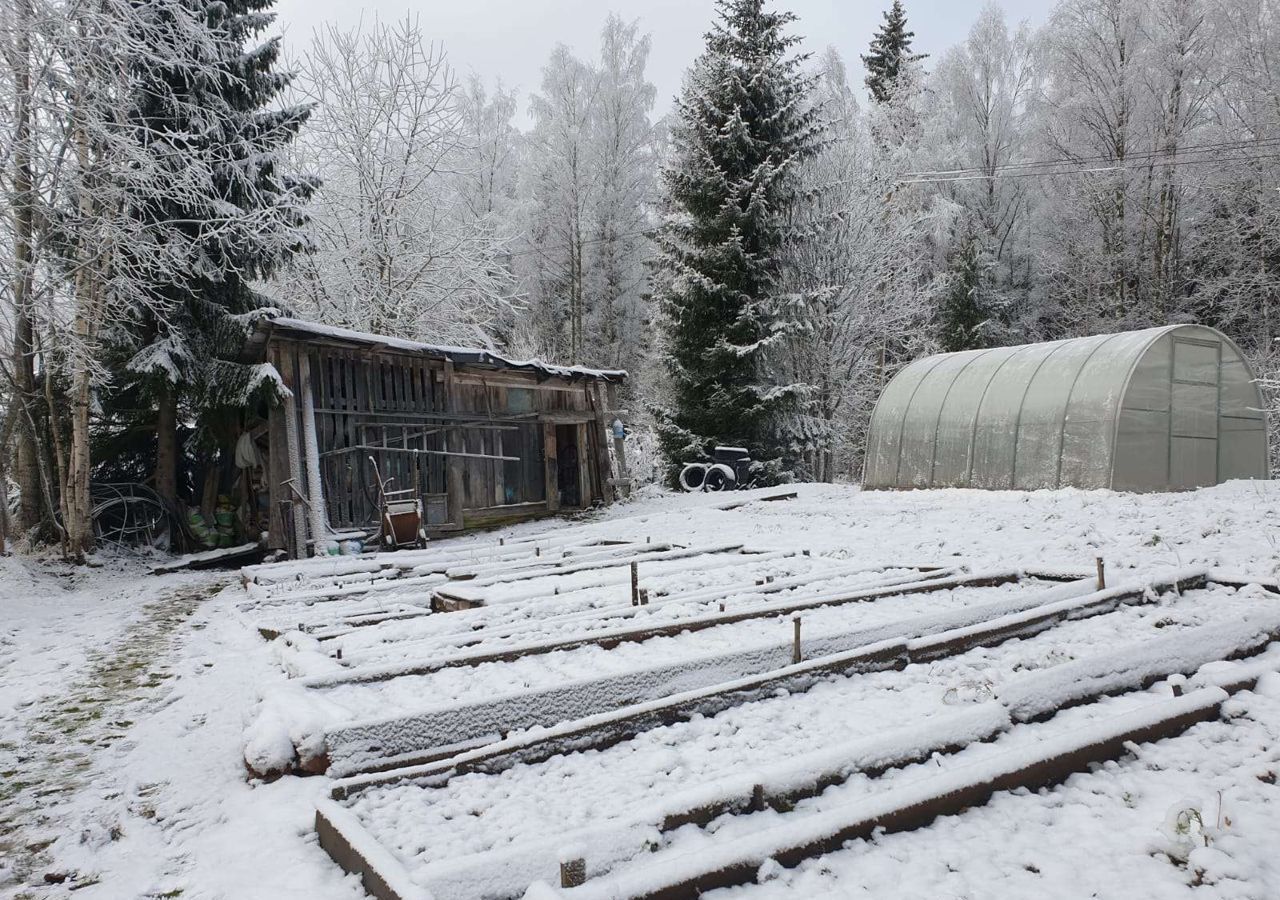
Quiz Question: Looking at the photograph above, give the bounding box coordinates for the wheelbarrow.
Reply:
[370,457,428,550]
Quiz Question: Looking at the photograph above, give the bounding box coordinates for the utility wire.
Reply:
[899,134,1280,180]
[898,148,1280,186]
[493,137,1280,259]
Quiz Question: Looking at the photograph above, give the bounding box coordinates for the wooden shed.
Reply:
[243,315,628,555]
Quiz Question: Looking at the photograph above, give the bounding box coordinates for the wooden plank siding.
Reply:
[263,334,618,550]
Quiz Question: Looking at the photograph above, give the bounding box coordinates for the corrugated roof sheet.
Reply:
[253,314,627,381]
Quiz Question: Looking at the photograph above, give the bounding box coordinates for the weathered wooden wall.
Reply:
[265,335,615,549]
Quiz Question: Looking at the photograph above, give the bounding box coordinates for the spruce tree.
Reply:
[937,234,986,352]
[937,229,1015,353]
[653,0,822,484]
[98,0,315,505]
[862,1,926,104]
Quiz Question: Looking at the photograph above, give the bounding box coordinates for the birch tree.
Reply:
[0,0,49,539]
[1193,0,1280,461]
[775,50,933,481]
[1,0,302,559]
[522,44,598,362]
[584,15,657,378]
[517,17,658,372]
[930,4,1039,348]
[284,17,516,346]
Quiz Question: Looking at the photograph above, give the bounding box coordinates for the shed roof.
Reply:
[247,313,627,382]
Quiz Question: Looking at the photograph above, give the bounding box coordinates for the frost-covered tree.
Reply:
[517,16,658,370]
[283,17,516,346]
[98,0,314,507]
[1034,0,1216,333]
[774,50,933,481]
[1192,0,1280,462]
[1,0,50,538]
[457,76,520,224]
[652,0,823,482]
[862,1,927,104]
[521,44,598,362]
[455,76,522,346]
[584,15,658,379]
[928,4,1039,348]
[0,0,306,558]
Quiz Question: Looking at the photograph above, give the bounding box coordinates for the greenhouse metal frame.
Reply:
[863,325,1269,492]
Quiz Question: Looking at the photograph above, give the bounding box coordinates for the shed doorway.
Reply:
[555,424,582,508]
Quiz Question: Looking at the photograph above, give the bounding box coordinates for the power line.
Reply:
[497,136,1280,259]
[899,134,1280,181]
[897,148,1280,186]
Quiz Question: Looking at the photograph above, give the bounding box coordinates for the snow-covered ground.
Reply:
[0,556,363,900]
[2,480,1279,899]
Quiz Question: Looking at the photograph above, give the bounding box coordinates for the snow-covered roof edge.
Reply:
[251,314,627,382]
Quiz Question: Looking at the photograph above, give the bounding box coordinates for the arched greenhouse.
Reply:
[863,325,1269,492]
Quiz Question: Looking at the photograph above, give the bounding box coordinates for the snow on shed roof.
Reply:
[253,314,626,381]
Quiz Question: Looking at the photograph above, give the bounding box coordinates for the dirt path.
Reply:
[0,576,225,897]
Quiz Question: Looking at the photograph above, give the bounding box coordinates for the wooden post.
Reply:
[280,347,307,560]
[560,857,586,889]
[1096,557,1106,591]
[543,424,560,512]
[592,382,615,502]
[630,561,639,607]
[792,616,802,664]
[577,421,591,507]
[443,360,465,530]
[266,364,290,551]
[299,352,330,555]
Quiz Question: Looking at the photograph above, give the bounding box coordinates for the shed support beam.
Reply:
[299,352,330,555]
[443,360,465,530]
[279,346,307,559]
[544,425,560,512]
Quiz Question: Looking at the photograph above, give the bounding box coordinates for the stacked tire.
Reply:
[679,462,738,492]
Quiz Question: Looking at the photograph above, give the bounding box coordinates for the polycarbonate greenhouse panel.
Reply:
[864,325,1269,493]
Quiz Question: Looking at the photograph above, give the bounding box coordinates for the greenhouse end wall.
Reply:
[863,325,1268,493]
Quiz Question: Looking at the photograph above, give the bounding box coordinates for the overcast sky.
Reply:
[270,0,1058,118]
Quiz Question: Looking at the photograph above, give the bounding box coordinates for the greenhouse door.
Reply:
[1169,338,1220,490]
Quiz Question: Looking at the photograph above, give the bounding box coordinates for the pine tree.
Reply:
[862,0,926,104]
[98,0,315,505]
[652,0,822,484]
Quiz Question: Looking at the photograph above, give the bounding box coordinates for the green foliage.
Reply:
[936,227,1018,353]
[97,0,314,491]
[938,233,987,352]
[862,1,927,104]
[652,0,823,484]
